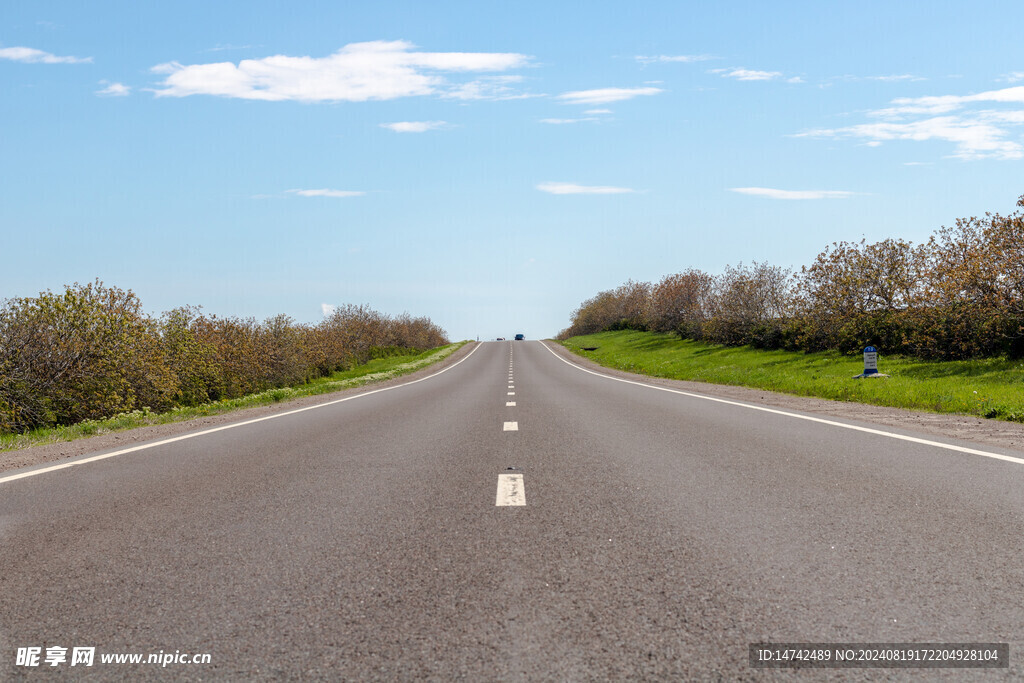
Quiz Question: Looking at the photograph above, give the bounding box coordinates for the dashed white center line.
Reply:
[503,421,518,431]
[506,401,516,406]
[507,391,515,395]
[495,473,526,506]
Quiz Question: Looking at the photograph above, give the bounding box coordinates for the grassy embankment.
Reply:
[0,341,468,452]
[559,331,1024,422]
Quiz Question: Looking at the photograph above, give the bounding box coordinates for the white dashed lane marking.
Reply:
[506,401,516,406]
[495,473,526,506]
[508,392,515,396]
[503,421,518,431]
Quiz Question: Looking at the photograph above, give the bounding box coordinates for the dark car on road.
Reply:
[515,334,525,340]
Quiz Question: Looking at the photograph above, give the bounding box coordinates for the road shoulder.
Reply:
[546,340,1024,453]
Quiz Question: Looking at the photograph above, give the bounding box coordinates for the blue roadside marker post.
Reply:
[853,345,889,378]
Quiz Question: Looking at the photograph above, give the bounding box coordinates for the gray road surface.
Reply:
[2,340,1024,680]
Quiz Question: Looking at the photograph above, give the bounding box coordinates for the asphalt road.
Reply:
[3,340,1024,680]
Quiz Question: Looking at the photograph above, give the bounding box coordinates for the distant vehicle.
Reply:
[496,337,505,341]
[515,334,525,340]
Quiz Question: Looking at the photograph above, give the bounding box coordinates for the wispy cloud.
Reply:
[150,40,531,102]
[537,182,636,195]
[831,74,926,84]
[868,74,924,82]
[874,85,1024,117]
[712,67,783,81]
[321,303,337,317]
[998,72,1024,84]
[539,117,598,124]
[635,54,716,65]
[380,121,446,133]
[288,189,366,198]
[443,75,537,100]
[556,86,662,105]
[798,85,1024,159]
[0,46,91,64]
[730,187,856,200]
[96,81,130,96]
[584,108,612,115]
[202,44,260,53]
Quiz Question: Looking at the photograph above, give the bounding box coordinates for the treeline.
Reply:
[559,194,1024,360]
[0,281,448,434]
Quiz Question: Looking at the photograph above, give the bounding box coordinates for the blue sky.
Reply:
[3,1,1023,341]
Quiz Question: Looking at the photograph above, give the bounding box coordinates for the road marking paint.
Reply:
[495,473,526,506]
[503,421,518,431]
[0,343,485,486]
[540,341,1024,467]
[507,392,515,396]
[506,401,516,406]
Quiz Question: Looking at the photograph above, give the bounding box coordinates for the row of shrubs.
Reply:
[559,194,1024,360]
[0,281,448,434]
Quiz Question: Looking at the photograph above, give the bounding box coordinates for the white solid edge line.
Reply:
[0,342,484,485]
[540,341,1024,467]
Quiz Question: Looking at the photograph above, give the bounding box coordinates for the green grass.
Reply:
[559,331,1024,422]
[0,341,469,452]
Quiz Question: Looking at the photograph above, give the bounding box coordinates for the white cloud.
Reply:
[635,54,715,65]
[0,46,91,64]
[380,120,446,133]
[998,72,1024,83]
[867,74,924,82]
[876,85,1024,117]
[556,86,662,105]
[799,85,1024,160]
[203,44,260,53]
[288,189,366,198]
[536,182,636,195]
[806,116,1022,160]
[321,303,337,317]
[443,75,537,100]
[539,117,598,124]
[730,187,856,200]
[584,109,612,114]
[150,40,530,102]
[712,67,782,81]
[96,81,130,96]
[835,74,926,83]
